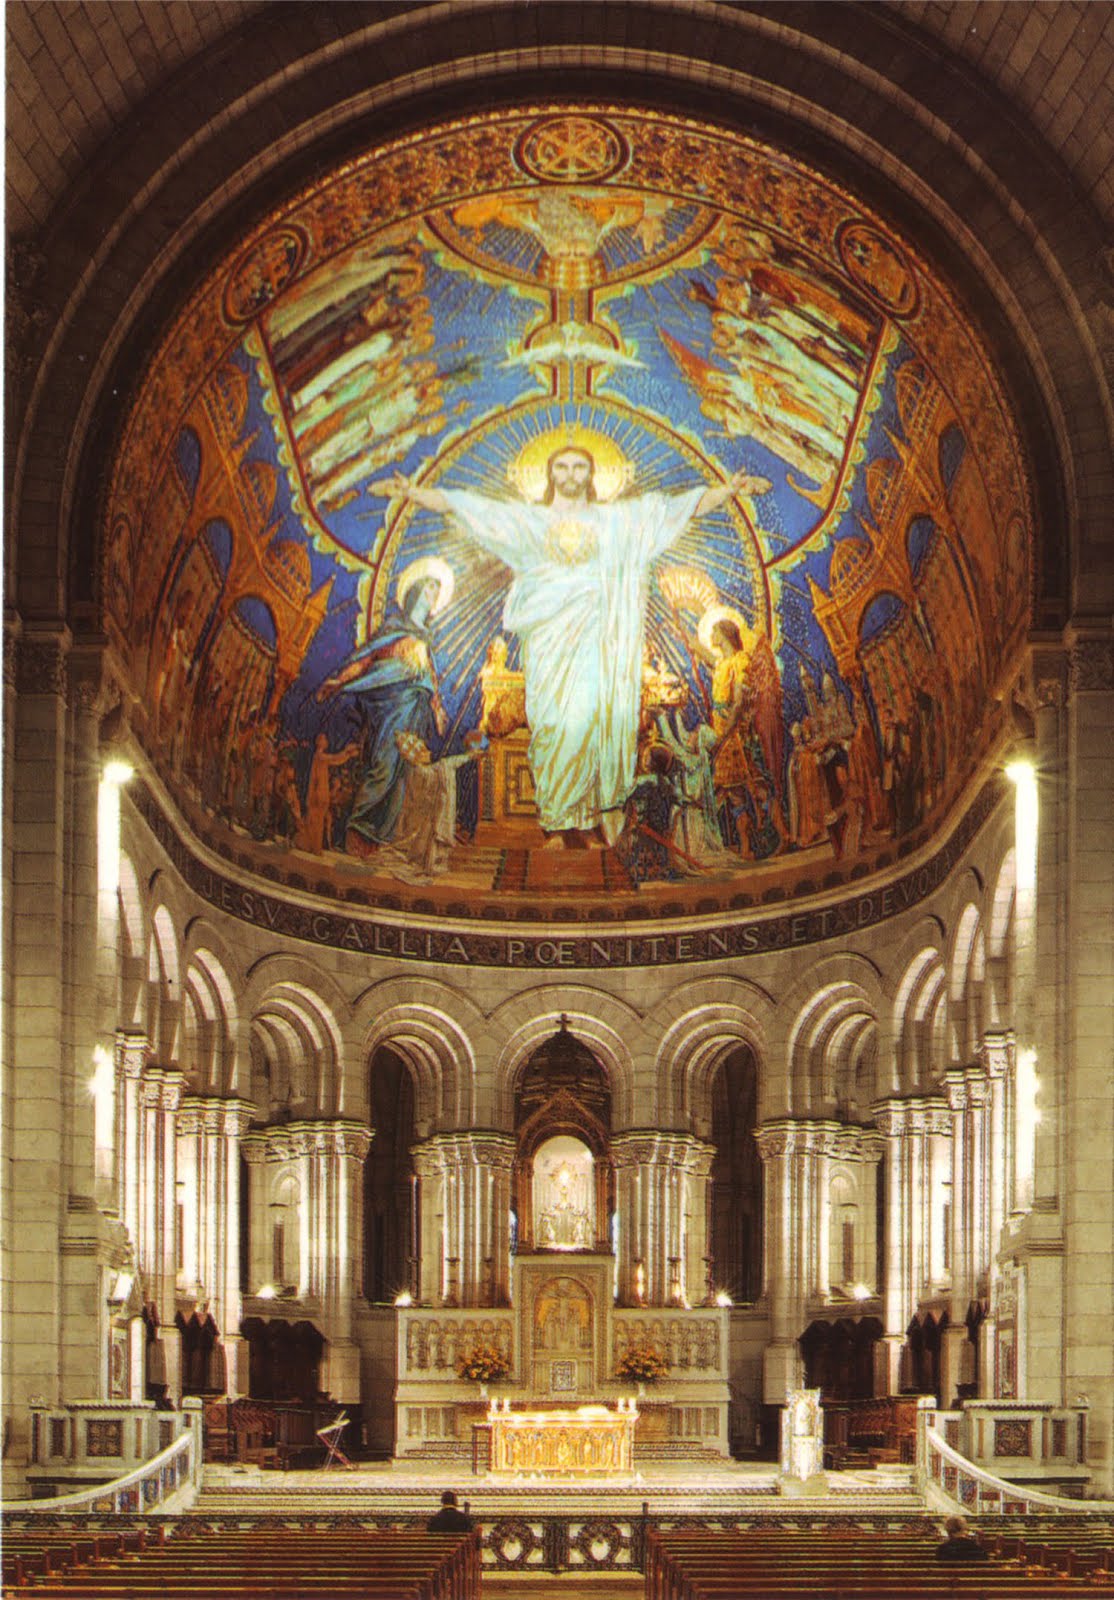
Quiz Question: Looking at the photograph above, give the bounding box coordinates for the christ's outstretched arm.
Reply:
[694,467,771,518]
[375,472,450,513]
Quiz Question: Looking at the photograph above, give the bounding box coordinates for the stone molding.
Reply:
[610,1131,709,1169]
[1070,635,1114,693]
[14,628,70,698]
[753,1119,843,1160]
[239,1118,372,1162]
[177,1095,256,1138]
[419,1130,515,1171]
[871,1097,951,1138]
[830,1125,884,1163]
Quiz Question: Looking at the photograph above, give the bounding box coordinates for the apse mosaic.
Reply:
[105,107,1032,917]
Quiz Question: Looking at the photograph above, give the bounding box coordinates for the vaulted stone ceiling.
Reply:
[5,1,1110,928]
[8,2,1114,241]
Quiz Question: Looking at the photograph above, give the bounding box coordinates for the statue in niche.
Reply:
[533,1139,594,1249]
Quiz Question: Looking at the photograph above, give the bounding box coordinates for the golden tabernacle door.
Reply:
[531,1274,594,1397]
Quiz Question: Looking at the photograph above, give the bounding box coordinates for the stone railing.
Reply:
[398,1308,515,1379]
[612,1308,728,1380]
[924,1426,1114,1516]
[2,1400,202,1515]
[935,1400,1089,1489]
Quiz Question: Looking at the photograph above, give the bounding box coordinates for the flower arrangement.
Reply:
[455,1342,510,1384]
[615,1339,670,1385]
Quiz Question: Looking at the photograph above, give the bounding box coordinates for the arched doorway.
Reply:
[364,1045,416,1302]
[709,1047,762,1303]
[512,1020,613,1255]
[799,1316,882,1402]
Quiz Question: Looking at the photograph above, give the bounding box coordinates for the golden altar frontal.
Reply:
[484,1401,638,1476]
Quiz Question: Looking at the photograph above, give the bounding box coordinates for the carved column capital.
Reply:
[610,1132,663,1168]
[221,1100,256,1139]
[329,1120,373,1162]
[944,1069,969,1113]
[831,1124,884,1163]
[911,1097,953,1136]
[115,1030,149,1080]
[67,645,108,718]
[240,1134,269,1167]
[139,1077,165,1111]
[963,1069,992,1109]
[753,1119,813,1160]
[410,1140,442,1180]
[461,1132,515,1171]
[158,1072,185,1113]
[873,1096,949,1137]
[176,1098,204,1136]
[871,1099,908,1138]
[1030,642,1069,709]
[980,1029,1015,1079]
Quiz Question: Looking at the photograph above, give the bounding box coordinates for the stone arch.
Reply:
[243,955,350,1119]
[986,845,1017,1022]
[776,953,884,1118]
[488,986,641,1131]
[181,941,240,1097]
[116,847,147,1029]
[887,919,948,1093]
[353,976,482,1135]
[947,898,983,1063]
[146,899,181,1065]
[647,975,775,1136]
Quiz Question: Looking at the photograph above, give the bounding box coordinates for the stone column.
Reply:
[465,1134,515,1307]
[1063,636,1114,1484]
[175,1094,253,1393]
[239,1133,270,1299]
[754,1120,840,1402]
[152,1071,183,1397]
[218,1101,254,1396]
[684,1140,716,1305]
[610,1134,652,1305]
[5,627,71,1440]
[411,1141,444,1305]
[317,1121,372,1400]
[611,1132,705,1305]
[829,1125,884,1291]
[873,1098,950,1394]
[115,1030,148,1252]
[755,1121,802,1402]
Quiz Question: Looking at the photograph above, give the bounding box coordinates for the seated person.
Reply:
[935,1514,988,1562]
[426,1489,473,1532]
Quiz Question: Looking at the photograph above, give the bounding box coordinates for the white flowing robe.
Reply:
[443,486,704,832]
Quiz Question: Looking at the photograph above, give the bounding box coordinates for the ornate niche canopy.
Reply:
[104,105,1032,927]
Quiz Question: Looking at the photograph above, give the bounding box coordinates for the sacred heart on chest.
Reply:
[545,517,597,566]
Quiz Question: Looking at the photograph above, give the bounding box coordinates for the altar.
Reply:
[479,1401,638,1477]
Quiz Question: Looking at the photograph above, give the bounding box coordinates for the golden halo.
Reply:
[508,425,634,503]
[697,603,755,655]
[396,556,454,617]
